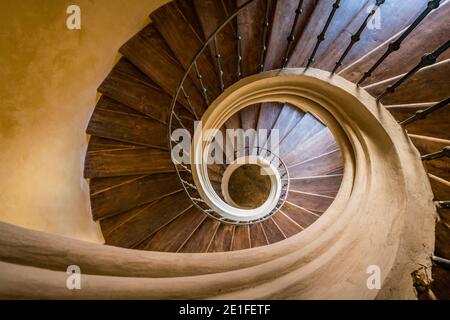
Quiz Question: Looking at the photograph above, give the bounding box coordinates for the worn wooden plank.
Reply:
[387,103,450,140]
[237,0,265,77]
[428,174,450,200]
[104,192,192,248]
[89,175,145,196]
[264,0,317,70]
[87,136,141,153]
[98,58,171,123]
[288,174,343,196]
[288,148,343,178]
[100,202,152,238]
[151,2,219,99]
[261,218,285,244]
[287,0,369,67]
[91,173,182,220]
[137,206,206,252]
[409,134,450,180]
[193,0,237,88]
[287,190,335,213]
[340,1,449,84]
[282,202,319,229]
[179,217,220,253]
[176,0,205,41]
[240,104,260,149]
[87,97,168,148]
[271,212,303,238]
[231,225,251,251]
[84,148,174,179]
[262,104,303,149]
[255,102,283,149]
[279,113,324,157]
[283,128,336,166]
[249,223,268,248]
[120,24,205,117]
[208,224,235,252]
[365,59,450,105]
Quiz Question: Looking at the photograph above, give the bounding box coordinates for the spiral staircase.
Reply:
[0,0,449,299]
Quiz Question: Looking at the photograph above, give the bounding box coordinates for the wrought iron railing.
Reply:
[168,0,289,225]
[358,0,442,85]
[167,0,448,225]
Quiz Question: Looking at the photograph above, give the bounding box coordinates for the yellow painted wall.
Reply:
[0,0,168,242]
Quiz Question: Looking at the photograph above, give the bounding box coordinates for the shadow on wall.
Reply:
[0,0,169,242]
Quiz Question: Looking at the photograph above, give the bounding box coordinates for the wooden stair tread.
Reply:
[151,1,219,99]
[208,224,235,252]
[240,104,260,148]
[87,136,142,153]
[263,104,303,148]
[409,134,450,180]
[231,225,251,251]
[387,103,450,140]
[87,97,168,149]
[136,206,206,252]
[249,223,269,248]
[84,148,174,179]
[255,102,283,149]
[288,174,343,196]
[282,202,320,229]
[175,0,205,41]
[193,0,237,88]
[364,59,450,105]
[340,1,450,84]
[287,0,369,68]
[98,58,172,123]
[271,212,303,238]
[264,0,316,70]
[120,24,205,117]
[288,149,343,178]
[236,0,266,77]
[89,175,145,196]
[179,217,221,253]
[279,113,325,157]
[283,128,336,166]
[428,174,450,200]
[104,192,192,248]
[287,190,334,213]
[261,218,285,244]
[90,173,182,220]
[312,0,371,70]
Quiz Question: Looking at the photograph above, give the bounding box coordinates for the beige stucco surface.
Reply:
[0,0,168,242]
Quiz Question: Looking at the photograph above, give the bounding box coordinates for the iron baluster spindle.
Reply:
[237,27,243,80]
[305,0,341,70]
[378,39,450,101]
[435,201,450,209]
[282,0,304,68]
[180,85,199,120]
[259,0,272,72]
[358,0,442,85]
[400,96,450,126]
[193,61,210,106]
[332,0,386,74]
[213,35,225,92]
[421,146,450,161]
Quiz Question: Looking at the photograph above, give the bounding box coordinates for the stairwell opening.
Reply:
[227,164,272,209]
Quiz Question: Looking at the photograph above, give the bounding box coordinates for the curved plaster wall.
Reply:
[0,0,168,242]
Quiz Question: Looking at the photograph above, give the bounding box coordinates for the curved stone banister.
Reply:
[0,69,436,299]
